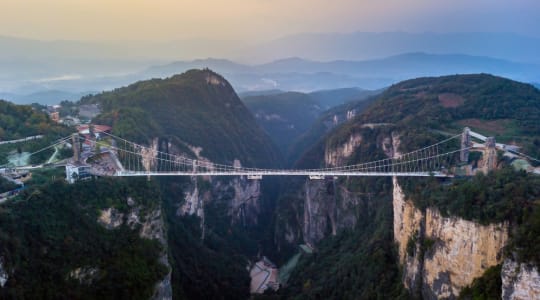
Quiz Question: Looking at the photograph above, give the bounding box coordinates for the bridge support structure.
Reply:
[72,133,80,162]
[460,127,470,163]
[483,137,497,173]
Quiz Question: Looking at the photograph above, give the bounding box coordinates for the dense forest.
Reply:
[274,74,540,299]
[1,73,539,299]
[241,88,377,159]
[0,175,167,299]
[274,126,409,298]
[357,74,540,158]
[82,69,282,168]
[0,100,73,165]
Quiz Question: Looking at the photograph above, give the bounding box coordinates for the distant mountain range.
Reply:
[0,90,93,105]
[3,32,540,63]
[2,31,540,103]
[2,52,539,104]
[243,32,540,64]
[142,53,540,92]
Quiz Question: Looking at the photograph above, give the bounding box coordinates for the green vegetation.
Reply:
[242,88,378,160]
[401,168,540,267]
[58,100,79,117]
[358,74,540,158]
[406,233,417,257]
[159,177,252,300]
[0,177,167,299]
[276,127,409,299]
[458,265,502,300]
[281,185,408,300]
[0,176,19,193]
[511,204,540,267]
[83,69,281,168]
[0,100,74,166]
[242,92,321,155]
[0,100,71,140]
[400,168,540,224]
[287,96,377,166]
[276,74,540,299]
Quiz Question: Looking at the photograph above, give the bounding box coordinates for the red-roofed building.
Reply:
[77,124,112,136]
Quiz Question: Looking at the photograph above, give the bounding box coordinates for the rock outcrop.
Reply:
[325,133,362,167]
[178,164,262,227]
[502,258,540,300]
[68,267,100,285]
[299,130,375,246]
[0,257,8,288]
[97,199,172,300]
[393,177,509,299]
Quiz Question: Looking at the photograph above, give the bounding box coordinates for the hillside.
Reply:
[0,176,168,299]
[242,88,377,160]
[276,74,540,299]
[79,70,284,298]
[82,69,281,168]
[0,100,73,166]
[355,74,540,156]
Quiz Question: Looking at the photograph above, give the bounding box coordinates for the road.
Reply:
[46,146,59,164]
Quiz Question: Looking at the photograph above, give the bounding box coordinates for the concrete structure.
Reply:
[65,164,91,184]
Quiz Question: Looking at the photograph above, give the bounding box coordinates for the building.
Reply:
[65,164,92,184]
[49,111,60,123]
[76,124,112,138]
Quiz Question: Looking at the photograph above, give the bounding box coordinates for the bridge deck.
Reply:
[113,171,450,177]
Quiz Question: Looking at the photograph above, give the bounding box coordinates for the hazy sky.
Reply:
[1,0,539,41]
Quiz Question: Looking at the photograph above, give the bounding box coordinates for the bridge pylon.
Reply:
[460,127,471,163]
[483,137,497,173]
[72,133,80,162]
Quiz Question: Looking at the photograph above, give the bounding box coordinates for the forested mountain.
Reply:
[0,100,73,165]
[0,99,68,141]
[82,69,281,168]
[1,72,540,299]
[0,177,168,299]
[78,69,283,299]
[275,74,540,299]
[242,88,378,161]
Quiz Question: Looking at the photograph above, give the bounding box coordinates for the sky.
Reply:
[1,0,540,41]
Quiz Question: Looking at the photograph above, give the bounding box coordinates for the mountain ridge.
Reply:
[82,69,282,168]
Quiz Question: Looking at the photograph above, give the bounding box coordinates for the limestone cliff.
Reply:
[0,256,7,288]
[178,175,262,227]
[393,177,509,299]
[325,133,362,167]
[97,199,172,300]
[301,179,365,246]
[298,130,379,246]
[502,258,540,300]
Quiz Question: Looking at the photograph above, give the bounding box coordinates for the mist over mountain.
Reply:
[241,88,378,157]
[244,32,540,63]
[140,53,540,92]
[3,32,539,64]
[2,32,540,104]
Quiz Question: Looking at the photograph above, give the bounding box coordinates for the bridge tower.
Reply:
[460,127,471,163]
[72,133,80,162]
[483,137,497,173]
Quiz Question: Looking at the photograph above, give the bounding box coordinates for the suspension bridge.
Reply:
[2,127,536,180]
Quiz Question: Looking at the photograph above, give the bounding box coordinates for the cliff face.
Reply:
[0,257,7,288]
[177,175,262,227]
[502,258,540,300]
[97,199,172,300]
[325,133,362,167]
[393,177,509,299]
[295,130,384,246]
[302,179,365,246]
[393,178,424,290]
